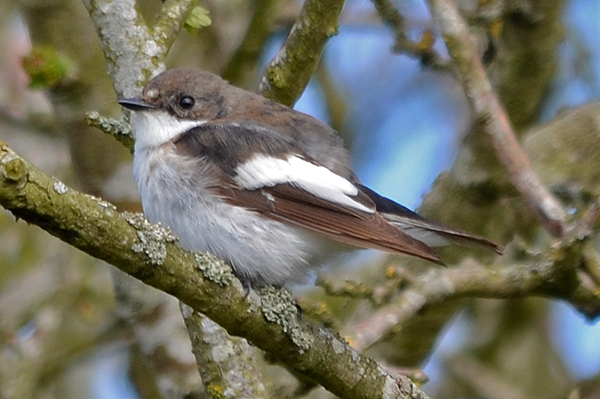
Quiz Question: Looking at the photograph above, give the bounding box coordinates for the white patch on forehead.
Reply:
[235,154,374,214]
[132,110,206,149]
[145,88,159,100]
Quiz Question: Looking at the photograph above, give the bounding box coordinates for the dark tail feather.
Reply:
[360,185,502,254]
[382,213,503,254]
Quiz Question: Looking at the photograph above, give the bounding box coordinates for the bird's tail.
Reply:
[382,211,502,253]
[360,185,502,254]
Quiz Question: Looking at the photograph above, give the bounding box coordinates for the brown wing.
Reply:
[212,180,444,265]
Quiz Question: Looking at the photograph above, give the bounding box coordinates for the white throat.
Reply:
[132,110,206,149]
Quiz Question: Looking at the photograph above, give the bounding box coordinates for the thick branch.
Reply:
[83,0,192,97]
[0,140,431,399]
[180,305,271,399]
[425,0,568,237]
[258,0,346,106]
[82,0,157,97]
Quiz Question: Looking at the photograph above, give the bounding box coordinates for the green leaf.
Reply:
[185,6,211,34]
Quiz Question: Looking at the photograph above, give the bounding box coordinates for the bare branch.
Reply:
[258,0,346,106]
[353,238,600,352]
[180,304,271,399]
[82,0,160,96]
[153,0,195,52]
[444,354,529,399]
[370,0,449,70]
[83,0,193,96]
[425,0,568,237]
[85,111,134,152]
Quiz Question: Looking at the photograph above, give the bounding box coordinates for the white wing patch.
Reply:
[132,110,207,149]
[235,154,374,214]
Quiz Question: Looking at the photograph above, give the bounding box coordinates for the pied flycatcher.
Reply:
[119,68,500,287]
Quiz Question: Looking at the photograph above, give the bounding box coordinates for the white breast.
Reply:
[132,145,325,286]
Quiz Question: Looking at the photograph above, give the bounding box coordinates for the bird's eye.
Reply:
[179,96,195,109]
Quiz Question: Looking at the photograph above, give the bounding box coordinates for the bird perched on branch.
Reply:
[119,68,500,288]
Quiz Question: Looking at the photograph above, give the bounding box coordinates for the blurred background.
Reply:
[1,0,600,398]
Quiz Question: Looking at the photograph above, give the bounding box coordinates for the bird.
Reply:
[118,68,501,288]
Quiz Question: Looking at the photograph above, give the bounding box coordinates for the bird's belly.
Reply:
[133,148,323,286]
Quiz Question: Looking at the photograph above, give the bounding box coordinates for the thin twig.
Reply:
[153,0,196,52]
[425,0,568,237]
[352,232,600,352]
[85,112,134,152]
[445,354,529,399]
[371,0,449,70]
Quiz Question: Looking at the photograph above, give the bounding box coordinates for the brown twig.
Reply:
[425,0,568,237]
[444,354,529,399]
[352,233,600,352]
[371,0,449,70]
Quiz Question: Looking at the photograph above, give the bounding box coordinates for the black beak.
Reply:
[118,97,156,111]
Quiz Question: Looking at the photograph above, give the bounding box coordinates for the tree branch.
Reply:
[153,0,196,52]
[0,139,432,399]
[82,0,156,97]
[425,0,568,237]
[180,304,271,399]
[85,111,134,152]
[258,0,346,106]
[370,0,449,70]
[83,0,193,97]
[353,235,600,353]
